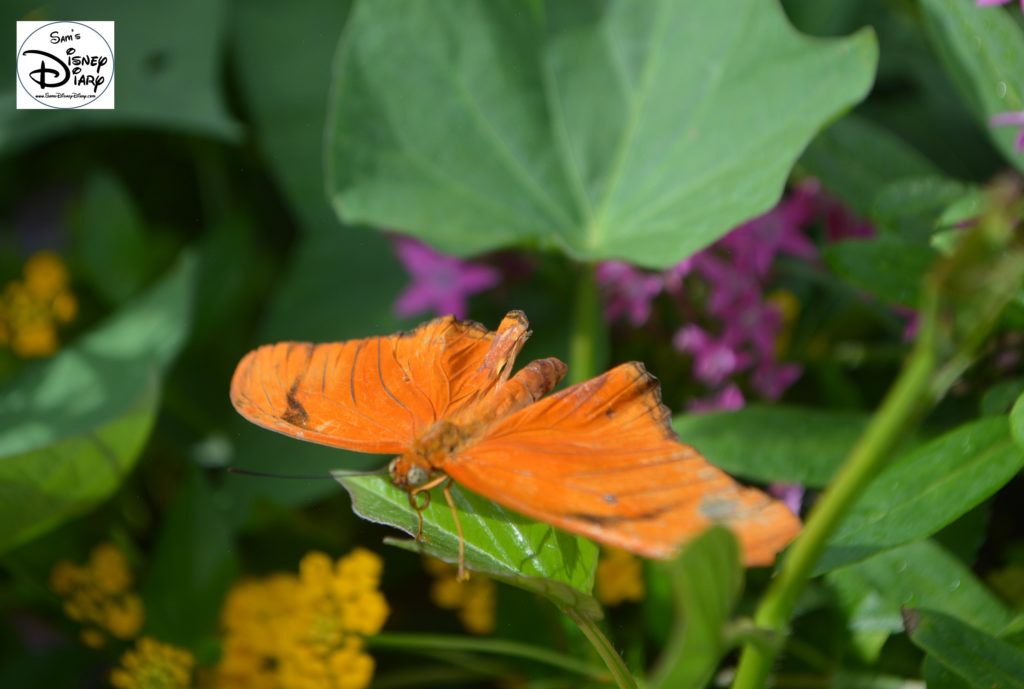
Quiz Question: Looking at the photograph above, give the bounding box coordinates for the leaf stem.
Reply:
[731,294,939,689]
[562,607,641,689]
[368,632,609,681]
[569,262,601,384]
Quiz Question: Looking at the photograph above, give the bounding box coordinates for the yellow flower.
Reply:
[424,557,496,635]
[215,549,388,689]
[110,637,195,689]
[0,251,77,358]
[24,251,69,300]
[595,547,645,606]
[49,542,144,646]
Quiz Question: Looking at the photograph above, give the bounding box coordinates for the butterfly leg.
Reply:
[408,474,450,542]
[441,480,468,582]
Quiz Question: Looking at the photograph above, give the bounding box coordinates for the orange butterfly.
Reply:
[230,311,800,579]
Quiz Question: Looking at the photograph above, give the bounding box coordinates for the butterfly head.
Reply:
[388,457,431,489]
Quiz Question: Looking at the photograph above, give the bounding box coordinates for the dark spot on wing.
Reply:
[565,504,669,527]
[603,494,617,505]
[283,379,309,428]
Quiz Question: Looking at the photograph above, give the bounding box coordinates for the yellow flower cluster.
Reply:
[216,549,389,689]
[424,557,496,635]
[0,251,77,358]
[111,637,195,689]
[595,547,645,606]
[49,542,144,647]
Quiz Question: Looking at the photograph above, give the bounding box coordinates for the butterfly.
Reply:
[230,310,801,579]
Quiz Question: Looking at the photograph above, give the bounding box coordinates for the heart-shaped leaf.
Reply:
[337,474,600,618]
[328,0,877,267]
[0,255,195,553]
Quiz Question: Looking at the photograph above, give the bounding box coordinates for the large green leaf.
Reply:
[648,528,741,689]
[231,0,352,232]
[0,255,195,553]
[906,608,1024,689]
[328,0,877,267]
[827,540,1014,661]
[818,416,1024,572]
[143,465,238,651]
[2,0,238,151]
[337,475,600,619]
[919,0,1024,174]
[673,406,868,488]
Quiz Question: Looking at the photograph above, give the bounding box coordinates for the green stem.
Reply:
[369,632,608,681]
[563,607,640,689]
[731,296,939,689]
[569,262,601,385]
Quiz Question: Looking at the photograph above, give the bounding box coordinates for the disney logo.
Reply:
[22,46,108,93]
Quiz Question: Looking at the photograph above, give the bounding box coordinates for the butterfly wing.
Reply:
[443,362,801,565]
[230,312,530,454]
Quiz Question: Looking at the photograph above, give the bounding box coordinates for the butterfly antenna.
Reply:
[227,467,336,480]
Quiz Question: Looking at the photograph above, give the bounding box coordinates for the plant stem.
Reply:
[569,262,601,384]
[369,632,608,681]
[563,607,641,689]
[731,298,939,689]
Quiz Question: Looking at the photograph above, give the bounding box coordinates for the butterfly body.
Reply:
[231,311,801,571]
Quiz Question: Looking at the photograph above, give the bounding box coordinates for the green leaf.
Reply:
[337,475,600,619]
[673,406,868,488]
[0,255,195,553]
[919,0,1024,173]
[232,0,352,232]
[142,465,238,649]
[72,173,174,304]
[799,114,938,218]
[823,236,936,307]
[869,176,971,239]
[819,416,1024,572]
[1011,388,1024,452]
[923,656,973,689]
[827,540,1014,661]
[649,528,741,689]
[982,378,1024,417]
[328,0,877,267]
[2,0,239,150]
[905,608,1024,689]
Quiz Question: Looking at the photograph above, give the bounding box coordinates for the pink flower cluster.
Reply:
[390,235,500,319]
[597,181,873,413]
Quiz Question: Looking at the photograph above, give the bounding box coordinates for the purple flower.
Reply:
[718,185,818,278]
[595,261,665,326]
[990,111,1024,152]
[687,384,746,414]
[751,361,803,401]
[674,325,751,386]
[768,483,805,516]
[392,235,500,319]
[663,257,694,294]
